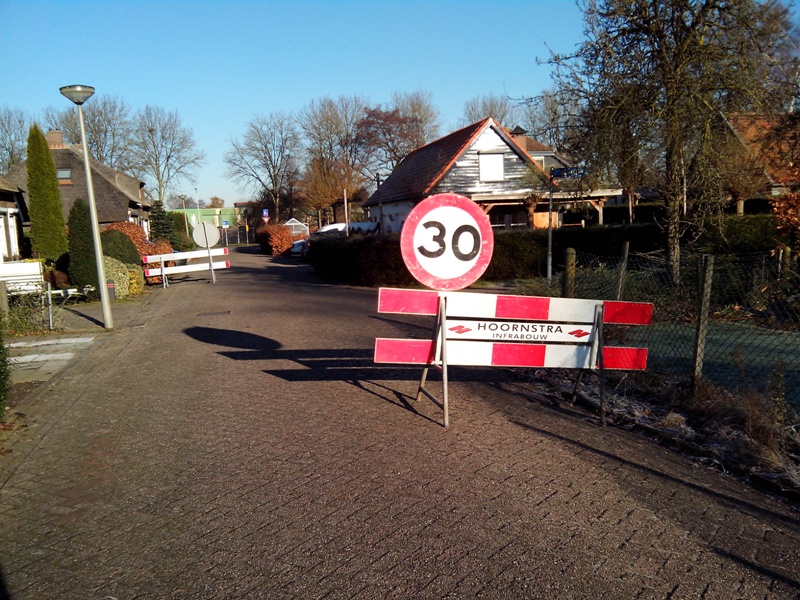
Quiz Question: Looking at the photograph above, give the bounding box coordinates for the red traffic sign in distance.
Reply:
[400,193,494,291]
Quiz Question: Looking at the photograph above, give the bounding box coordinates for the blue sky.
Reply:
[1,0,585,205]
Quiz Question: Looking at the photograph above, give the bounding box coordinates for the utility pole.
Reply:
[376,173,384,232]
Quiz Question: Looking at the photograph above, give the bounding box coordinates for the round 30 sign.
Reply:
[400,193,494,291]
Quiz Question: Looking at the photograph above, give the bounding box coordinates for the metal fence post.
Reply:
[614,241,630,300]
[692,254,714,397]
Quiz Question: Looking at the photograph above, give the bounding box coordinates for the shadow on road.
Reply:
[0,563,11,600]
[182,325,493,426]
[513,419,800,533]
[183,325,492,383]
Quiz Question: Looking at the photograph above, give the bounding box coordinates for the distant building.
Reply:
[363,118,621,232]
[0,176,23,261]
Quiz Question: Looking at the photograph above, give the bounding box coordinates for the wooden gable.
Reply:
[433,125,542,201]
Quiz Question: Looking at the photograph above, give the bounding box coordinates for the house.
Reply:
[726,114,799,213]
[363,118,621,232]
[0,176,23,261]
[4,130,151,237]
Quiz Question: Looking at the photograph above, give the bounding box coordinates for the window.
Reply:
[57,168,72,182]
[479,153,504,182]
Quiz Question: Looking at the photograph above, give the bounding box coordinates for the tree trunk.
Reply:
[665,120,683,286]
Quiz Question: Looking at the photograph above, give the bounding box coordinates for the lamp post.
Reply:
[178,194,190,236]
[547,168,554,283]
[375,173,384,232]
[59,85,113,330]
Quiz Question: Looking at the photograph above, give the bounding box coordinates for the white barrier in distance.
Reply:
[142,247,230,284]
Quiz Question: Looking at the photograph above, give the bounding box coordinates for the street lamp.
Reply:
[59,85,113,330]
[547,168,554,283]
[178,194,190,236]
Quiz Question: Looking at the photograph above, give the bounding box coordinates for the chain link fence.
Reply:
[566,248,799,408]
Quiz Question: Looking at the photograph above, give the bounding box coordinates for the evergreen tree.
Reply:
[27,124,68,261]
[149,200,179,247]
[67,198,98,289]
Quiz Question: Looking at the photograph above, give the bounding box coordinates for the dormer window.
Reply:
[479,153,504,182]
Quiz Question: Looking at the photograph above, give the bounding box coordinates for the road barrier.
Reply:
[375,287,653,427]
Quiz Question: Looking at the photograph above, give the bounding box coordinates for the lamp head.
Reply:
[60,85,95,105]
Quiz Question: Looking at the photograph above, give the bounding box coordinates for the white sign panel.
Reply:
[445,320,595,343]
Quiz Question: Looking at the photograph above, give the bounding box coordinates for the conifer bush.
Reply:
[150,200,180,247]
[67,198,98,289]
[27,125,68,262]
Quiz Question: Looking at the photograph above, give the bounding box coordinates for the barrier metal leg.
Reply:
[590,304,607,427]
[415,295,450,428]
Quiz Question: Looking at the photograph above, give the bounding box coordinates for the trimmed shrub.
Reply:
[67,198,98,289]
[483,229,548,280]
[696,214,783,254]
[103,256,130,299]
[169,212,193,250]
[104,221,173,285]
[127,264,145,296]
[255,224,293,255]
[308,234,414,287]
[101,229,140,265]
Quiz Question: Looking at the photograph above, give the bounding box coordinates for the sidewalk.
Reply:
[5,288,162,386]
[1,288,167,467]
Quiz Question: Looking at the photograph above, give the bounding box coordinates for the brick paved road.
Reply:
[0,246,798,599]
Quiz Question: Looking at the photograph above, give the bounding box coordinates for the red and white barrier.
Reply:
[377,287,652,325]
[375,287,651,371]
[144,261,230,277]
[142,247,228,263]
[374,338,648,370]
[142,247,230,285]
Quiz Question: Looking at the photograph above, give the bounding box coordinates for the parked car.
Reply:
[289,238,307,257]
[301,224,345,257]
[299,222,380,258]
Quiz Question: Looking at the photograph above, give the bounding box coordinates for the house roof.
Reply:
[3,139,149,223]
[364,118,552,207]
[0,176,19,194]
[727,114,798,187]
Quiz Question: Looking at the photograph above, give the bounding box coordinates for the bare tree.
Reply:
[0,106,32,175]
[391,91,441,145]
[43,95,133,170]
[357,91,442,176]
[165,194,202,210]
[224,112,300,222]
[461,93,522,127]
[550,0,799,284]
[299,96,370,214]
[127,106,205,203]
[520,88,580,153]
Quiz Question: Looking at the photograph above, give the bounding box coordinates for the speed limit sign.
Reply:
[400,193,494,291]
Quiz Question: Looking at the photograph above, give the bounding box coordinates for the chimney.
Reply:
[46,130,67,148]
